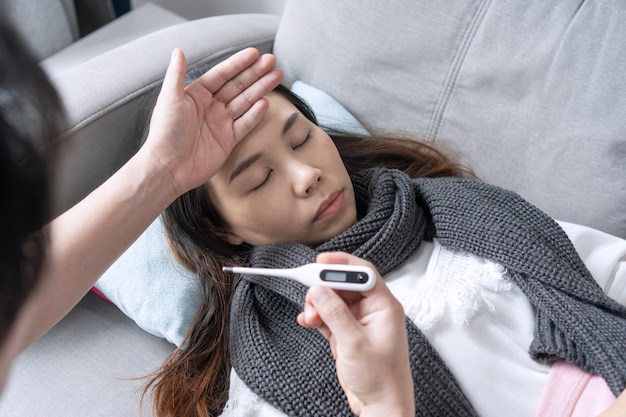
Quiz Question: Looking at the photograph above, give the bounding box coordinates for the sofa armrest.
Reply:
[41,3,187,78]
[48,13,280,217]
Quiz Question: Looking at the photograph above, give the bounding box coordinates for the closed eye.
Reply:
[251,169,273,192]
[293,132,311,150]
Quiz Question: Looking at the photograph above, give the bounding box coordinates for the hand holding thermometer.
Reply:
[222,263,376,292]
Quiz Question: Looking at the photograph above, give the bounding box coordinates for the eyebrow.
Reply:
[229,112,300,183]
[281,112,299,137]
[229,152,262,183]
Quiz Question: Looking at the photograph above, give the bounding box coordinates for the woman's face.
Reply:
[207,92,357,247]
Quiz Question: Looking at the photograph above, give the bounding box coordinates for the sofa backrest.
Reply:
[4,0,80,60]
[274,0,626,239]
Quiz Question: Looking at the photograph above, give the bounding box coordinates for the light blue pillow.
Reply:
[95,81,367,346]
[291,81,369,136]
[95,215,203,346]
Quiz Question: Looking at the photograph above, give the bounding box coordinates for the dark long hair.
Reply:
[0,15,65,344]
[144,85,474,417]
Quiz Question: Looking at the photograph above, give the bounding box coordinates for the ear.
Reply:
[221,232,244,246]
[202,216,246,246]
[210,225,245,246]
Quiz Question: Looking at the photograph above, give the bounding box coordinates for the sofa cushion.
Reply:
[274,0,626,240]
[0,292,174,417]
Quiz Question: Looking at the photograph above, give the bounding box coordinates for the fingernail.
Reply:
[304,303,315,321]
[170,48,181,63]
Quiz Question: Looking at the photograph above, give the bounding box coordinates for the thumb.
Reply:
[308,285,362,345]
[160,48,188,102]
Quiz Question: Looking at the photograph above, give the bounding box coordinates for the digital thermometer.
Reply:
[222,263,376,292]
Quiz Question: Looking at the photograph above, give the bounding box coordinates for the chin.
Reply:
[316,217,357,246]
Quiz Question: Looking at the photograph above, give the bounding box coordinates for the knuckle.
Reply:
[321,299,346,324]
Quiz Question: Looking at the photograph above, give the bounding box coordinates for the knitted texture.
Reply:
[229,168,626,416]
[415,175,626,394]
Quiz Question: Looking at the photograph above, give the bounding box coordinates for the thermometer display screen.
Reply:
[323,271,348,282]
[320,270,369,284]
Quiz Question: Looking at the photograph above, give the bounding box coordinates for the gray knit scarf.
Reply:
[229,168,626,417]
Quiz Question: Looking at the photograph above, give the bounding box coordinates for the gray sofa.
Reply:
[2,1,625,415]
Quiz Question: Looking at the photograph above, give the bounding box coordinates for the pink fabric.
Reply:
[91,287,112,303]
[535,361,616,417]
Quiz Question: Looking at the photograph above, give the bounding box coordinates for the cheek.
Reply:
[318,137,346,172]
[221,193,294,235]
[238,200,292,227]
[228,207,300,247]
[205,181,248,224]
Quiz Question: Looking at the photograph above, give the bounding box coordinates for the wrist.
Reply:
[132,143,182,204]
[359,380,415,417]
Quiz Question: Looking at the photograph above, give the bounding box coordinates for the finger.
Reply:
[317,323,332,341]
[297,309,334,347]
[316,251,369,267]
[301,295,359,334]
[232,97,270,142]
[159,48,188,103]
[226,67,283,119]
[306,285,363,347]
[332,288,364,305]
[196,48,260,94]
[302,299,323,327]
[213,53,277,104]
[296,311,308,327]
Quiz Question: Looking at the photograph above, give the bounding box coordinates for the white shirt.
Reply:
[221,221,626,417]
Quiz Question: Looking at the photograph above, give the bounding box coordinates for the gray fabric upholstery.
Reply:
[274,0,626,239]
[2,0,79,60]
[2,0,119,59]
[0,293,173,417]
[41,3,187,78]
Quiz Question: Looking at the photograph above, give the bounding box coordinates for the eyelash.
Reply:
[250,132,312,192]
[293,132,311,149]
[252,170,273,192]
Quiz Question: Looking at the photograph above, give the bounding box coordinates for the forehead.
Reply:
[263,92,299,121]
[210,93,302,182]
[236,92,301,145]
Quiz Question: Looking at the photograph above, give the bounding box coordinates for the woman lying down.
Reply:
[143,84,626,417]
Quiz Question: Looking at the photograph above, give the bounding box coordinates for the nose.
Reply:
[291,162,322,197]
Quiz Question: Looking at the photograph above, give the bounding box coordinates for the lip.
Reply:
[314,190,344,222]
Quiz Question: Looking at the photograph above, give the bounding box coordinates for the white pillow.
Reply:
[94,81,367,346]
